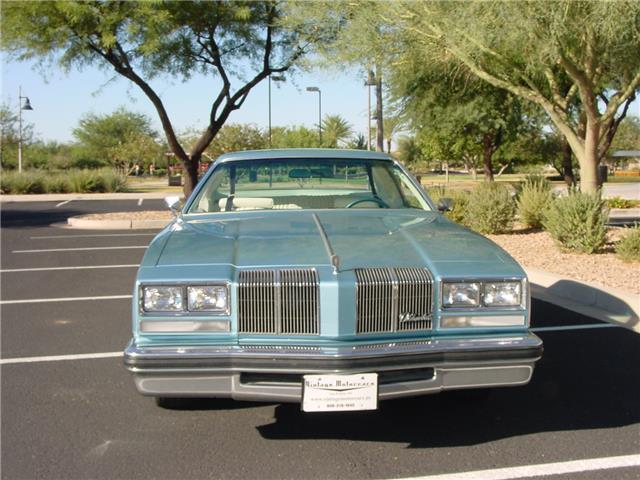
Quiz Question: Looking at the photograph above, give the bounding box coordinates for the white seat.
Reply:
[218,197,274,211]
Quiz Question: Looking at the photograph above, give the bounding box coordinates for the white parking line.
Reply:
[138,198,143,206]
[55,200,72,208]
[531,323,620,332]
[404,454,640,480]
[13,246,148,253]
[0,351,122,365]
[0,294,132,305]
[30,233,155,239]
[1,264,139,273]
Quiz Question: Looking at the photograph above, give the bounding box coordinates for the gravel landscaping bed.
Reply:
[74,211,172,221]
[76,211,639,295]
[488,228,640,295]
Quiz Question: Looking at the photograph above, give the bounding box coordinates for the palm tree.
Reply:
[321,115,353,148]
[383,116,405,154]
[397,135,422,167]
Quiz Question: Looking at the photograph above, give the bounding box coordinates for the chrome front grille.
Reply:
[355,267,433,334]
[238,269,319,335]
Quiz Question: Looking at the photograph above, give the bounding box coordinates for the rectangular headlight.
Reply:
[187,285,228,312]
[442,282,480,308]
[142,286,184,312]
[483,282,521,307]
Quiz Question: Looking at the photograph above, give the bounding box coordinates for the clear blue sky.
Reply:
[2,56,372,143]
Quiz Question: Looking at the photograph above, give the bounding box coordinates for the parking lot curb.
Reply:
[0,192,172,202]
[67,216,170,230]
[527,267,640,334]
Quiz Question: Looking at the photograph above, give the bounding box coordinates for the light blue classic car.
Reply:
[124,149,542,412]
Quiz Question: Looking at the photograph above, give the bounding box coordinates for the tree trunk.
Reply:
[561,138,575,187]
[482,134,495,182]
[375,65,384,152]
[182,155,200,197]
[580,119,601,192]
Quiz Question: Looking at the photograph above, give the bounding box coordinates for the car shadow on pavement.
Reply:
[256,327,640,448]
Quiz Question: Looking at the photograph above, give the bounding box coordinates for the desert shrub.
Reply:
[606,197,637,209]
[0,171,46,194]
[616,226,640,263]
[542,189,608,253]
[1,169,128,194]
[426,185,470,225]
[44,176,71,193]
[517,175,554,229]
[464,182,516,234]
[100,170,129,192]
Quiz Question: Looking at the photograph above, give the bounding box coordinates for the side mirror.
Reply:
[165,196,182,217]
[437,197,455,212]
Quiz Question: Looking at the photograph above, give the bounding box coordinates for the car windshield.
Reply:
[186,158,432,213]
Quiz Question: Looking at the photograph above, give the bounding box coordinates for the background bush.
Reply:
[542,189,608,253]
[616,226,640,262]
[464,182,515,234]
[1,169,128,194]
[426,185,470,225]
[606,197,637,209]
[517,174,554,229]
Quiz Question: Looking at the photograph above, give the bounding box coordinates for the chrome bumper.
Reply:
[124,334,543,402]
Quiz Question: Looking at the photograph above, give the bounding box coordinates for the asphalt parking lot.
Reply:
[1,200,639,480]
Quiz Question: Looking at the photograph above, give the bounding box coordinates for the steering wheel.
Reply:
[345,197,390,209]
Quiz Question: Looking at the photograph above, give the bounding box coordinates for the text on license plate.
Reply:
[302,373,378,412]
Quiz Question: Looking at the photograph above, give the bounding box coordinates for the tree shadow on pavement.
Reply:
[1,205,86,229]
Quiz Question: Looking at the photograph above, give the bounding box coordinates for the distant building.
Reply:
[611,150,640,171]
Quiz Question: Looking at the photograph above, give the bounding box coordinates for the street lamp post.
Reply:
[364,71,376,151]
[269,75,286,147]
[306,86,322,146]
[17,86,34,174]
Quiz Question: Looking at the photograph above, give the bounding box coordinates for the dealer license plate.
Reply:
[302,373,378,412]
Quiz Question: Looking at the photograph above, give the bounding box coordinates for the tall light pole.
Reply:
[268,75,286,147]
[306,86,322,146]
[364,70,376,151]
[18,86,34,174]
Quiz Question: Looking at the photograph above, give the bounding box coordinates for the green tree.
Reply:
[2,1,314,195]
[271,126,321,148]
[608,116,640,153]
[321,114,353,148]
[205,123,267,158]
[391,63,528,181]
[396,135,423,169]
[383,115,404,154]
[390,1,640,192]
[72,107,159,172]
[287,2,395,151]
[0,102,34,169]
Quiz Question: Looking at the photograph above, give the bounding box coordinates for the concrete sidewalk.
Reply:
[527,268,639,334]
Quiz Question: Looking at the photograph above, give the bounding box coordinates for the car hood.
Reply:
[153,211,521,277]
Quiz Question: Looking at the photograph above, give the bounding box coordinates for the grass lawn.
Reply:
[126,176,183,194]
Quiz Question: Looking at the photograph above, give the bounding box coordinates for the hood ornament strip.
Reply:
[312,213,341,274]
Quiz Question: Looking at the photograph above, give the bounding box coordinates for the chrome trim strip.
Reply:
[312,213,340,273]
[140,321,231,333]
[439,315,527,329]
[125,333,542,363]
